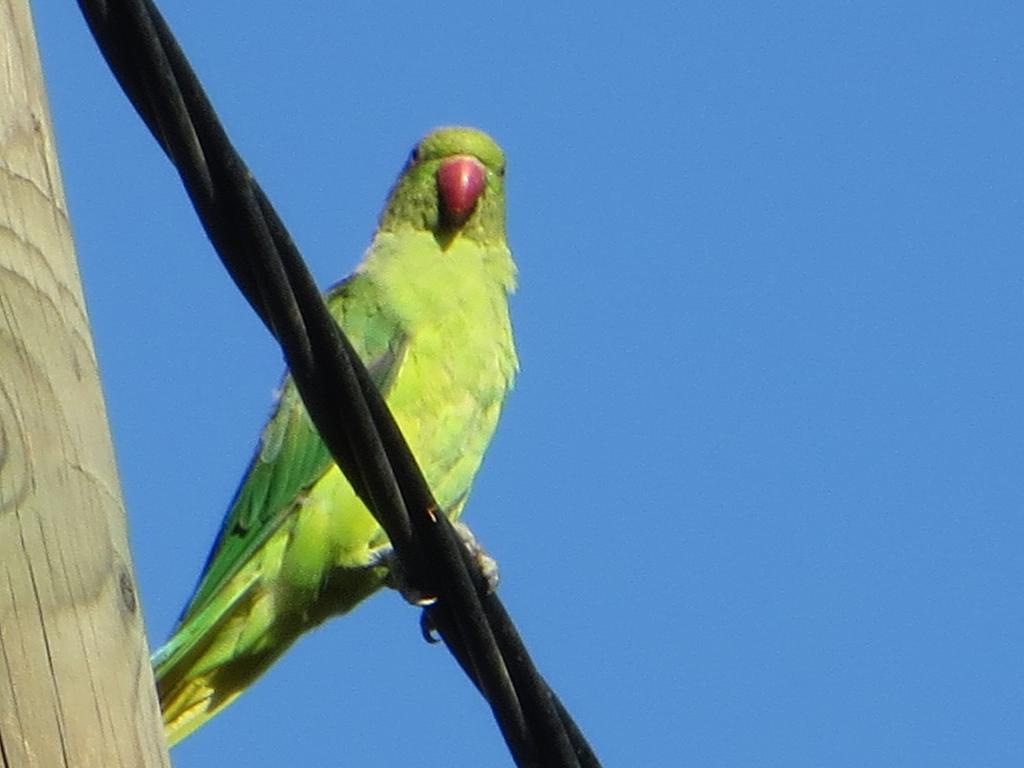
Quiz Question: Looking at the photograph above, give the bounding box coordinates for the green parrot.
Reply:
[152,126,518,746]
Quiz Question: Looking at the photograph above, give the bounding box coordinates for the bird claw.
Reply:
[453,521,500,595]
[420,610,440,643]
[372,521,500,606]
[368,545,436,606]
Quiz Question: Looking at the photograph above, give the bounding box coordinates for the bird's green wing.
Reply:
[176,274,407,626]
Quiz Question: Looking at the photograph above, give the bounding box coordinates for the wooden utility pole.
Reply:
[0,2,170,765]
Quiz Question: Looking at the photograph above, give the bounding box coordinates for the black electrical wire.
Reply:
[75,1,601,766]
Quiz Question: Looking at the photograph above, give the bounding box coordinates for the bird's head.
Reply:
[379,127,507,249]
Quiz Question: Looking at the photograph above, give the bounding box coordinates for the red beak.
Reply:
[436,155,486,228]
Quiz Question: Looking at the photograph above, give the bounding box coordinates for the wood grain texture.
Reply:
[0,2,169,765]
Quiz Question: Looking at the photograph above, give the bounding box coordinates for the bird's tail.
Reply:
[152,562,388,746]
[152,576,282,747]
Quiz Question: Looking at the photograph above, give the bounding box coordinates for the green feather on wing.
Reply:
[176,275,408,626]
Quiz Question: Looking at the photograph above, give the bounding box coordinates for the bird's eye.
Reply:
[498,165,506,178]
[408,146,420,165]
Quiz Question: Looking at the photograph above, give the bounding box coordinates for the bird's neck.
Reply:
[359,228,516,322]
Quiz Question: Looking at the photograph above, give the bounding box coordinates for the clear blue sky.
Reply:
[33,2,1023,766]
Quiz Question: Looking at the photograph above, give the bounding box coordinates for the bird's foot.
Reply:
[371,521,500,606]
[372,544,436,607]
[453,521,500,595]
